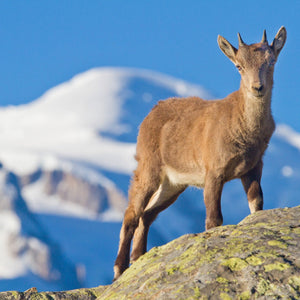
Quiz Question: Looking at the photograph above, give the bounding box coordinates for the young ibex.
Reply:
[114,27,287,280]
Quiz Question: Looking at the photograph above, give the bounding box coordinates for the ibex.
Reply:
[114,27,287,280]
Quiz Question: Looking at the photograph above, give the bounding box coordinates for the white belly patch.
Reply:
[165,166,205,188]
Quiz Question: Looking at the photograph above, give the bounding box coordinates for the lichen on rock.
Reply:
[1,206,299,299]
[99,206,300,299]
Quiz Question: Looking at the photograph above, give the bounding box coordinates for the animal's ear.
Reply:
[271,26,287,58]
[218,35,237,63]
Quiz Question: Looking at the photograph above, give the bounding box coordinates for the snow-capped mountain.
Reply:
[0,165,80,291]
[0,67,299,291]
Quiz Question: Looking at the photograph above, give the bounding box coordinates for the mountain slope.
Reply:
[0,165,80,291]
[0,67,299,290]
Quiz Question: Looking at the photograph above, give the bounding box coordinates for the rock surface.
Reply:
[1,206,299,299]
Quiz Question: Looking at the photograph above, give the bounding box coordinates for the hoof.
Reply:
[113,265,122,282]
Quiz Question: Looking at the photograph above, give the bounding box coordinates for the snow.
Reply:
[0,172,18,205]
[0,212,26,279]
[0,67,209,177]
[23,178,124,221]
[0,68,129,175]
[22,180,99,219]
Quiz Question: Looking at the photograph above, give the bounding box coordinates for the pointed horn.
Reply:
[237,32,245,47]
[261,29,268,44]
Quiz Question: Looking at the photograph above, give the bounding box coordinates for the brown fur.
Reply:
[114,27,287,280]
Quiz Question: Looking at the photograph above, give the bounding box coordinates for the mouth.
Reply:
[254,93,265,98]
[250,90,265,98]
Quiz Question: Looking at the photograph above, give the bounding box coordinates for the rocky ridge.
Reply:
[1,205,299,299]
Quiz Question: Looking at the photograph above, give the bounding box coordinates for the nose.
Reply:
[252,82,264,93]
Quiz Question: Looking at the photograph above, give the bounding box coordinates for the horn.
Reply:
[261,29,268,44]
[237,32,245,47]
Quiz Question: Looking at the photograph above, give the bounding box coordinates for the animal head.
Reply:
[217,27,287,98]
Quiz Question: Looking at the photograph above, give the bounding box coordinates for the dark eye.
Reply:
[236,65,242,71]
[269,59,276,66]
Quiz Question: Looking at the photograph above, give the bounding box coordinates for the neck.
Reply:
[239,81,273,132]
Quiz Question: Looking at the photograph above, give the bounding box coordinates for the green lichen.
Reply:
[175,285,184,294]
[118,247,164,283]
[177,244,219,274]
[262,229,276,236]
[258,252,277,259]
[238,291,251,300]
[293,227,300,235]
[279,227,291,235]
[288,275,300,291]
[222,235,260,257]
[264,262,291,272]
[257,278,270,295]
[231,229,243,236]
[166,266,179,275]
[220,292,232,300]
[186,292,208,300]
[193,286,201,298]
[28,293,53,300]
[251,222,268,228]
[0,292,22,300]
[221,258,248,271]
[267,240,287,249]
[245,255,263,266]
[65,287,107,298]
[216,277,229,284]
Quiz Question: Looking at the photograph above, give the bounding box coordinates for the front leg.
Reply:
[204,173,224,230]
[241,160,263,213]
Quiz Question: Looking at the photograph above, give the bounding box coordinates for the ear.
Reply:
[217,35,237,63]
[271,26,287,58]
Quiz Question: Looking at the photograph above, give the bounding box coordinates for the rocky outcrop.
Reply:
[1,206,299,299]
[21,168,127,219]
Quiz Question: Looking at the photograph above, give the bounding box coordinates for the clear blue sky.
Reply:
[0,1,299,130]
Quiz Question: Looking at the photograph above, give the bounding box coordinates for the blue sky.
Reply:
[0,1,299,130]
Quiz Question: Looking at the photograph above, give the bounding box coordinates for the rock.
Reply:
[1,206,299,299]
[0,286,107,300]
[21,168,127,219]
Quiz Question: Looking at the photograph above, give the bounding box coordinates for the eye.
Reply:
[236,65,243,71]
[269,59,276,66]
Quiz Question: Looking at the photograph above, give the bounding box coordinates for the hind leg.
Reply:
[113,204,139,280]
[113,168,159,280]
[130,177,186,263]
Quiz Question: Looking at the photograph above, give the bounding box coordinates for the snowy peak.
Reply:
[0,68,209,176]
[0,67,209,135]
